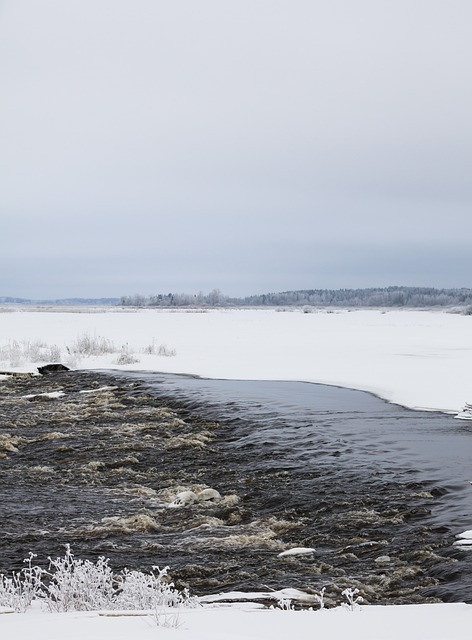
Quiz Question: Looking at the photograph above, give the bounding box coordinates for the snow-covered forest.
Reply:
[119,286,472,309]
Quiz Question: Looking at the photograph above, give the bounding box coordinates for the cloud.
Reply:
[1,1,472,297]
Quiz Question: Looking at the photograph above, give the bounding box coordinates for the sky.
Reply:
[1,0,472,299]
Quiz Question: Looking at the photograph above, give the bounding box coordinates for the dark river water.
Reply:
[1,369,471,606]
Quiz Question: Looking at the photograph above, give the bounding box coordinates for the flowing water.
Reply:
[1,369,471,606]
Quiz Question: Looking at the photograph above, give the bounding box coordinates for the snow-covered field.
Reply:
[1,306,472,638]
[1,306,471,412]
[1,600,472,640]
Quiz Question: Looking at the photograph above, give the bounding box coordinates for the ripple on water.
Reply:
[0,370,471,604]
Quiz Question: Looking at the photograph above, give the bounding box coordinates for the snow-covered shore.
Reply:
[1,307,471,412]
[1,306,472,639]
[1,600,472,640]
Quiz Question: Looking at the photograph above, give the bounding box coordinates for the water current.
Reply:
[1,369,471,606]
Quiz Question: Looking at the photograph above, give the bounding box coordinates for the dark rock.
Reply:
[37,363,70,374]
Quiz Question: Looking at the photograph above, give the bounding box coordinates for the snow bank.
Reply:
[1,601,471,640]
[1,307,471,412]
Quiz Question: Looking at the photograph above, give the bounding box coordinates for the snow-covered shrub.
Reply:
[64,353,81,369]
[47,344,62,362]
[157,344,176,357]
[0,553,44,612]
[0,340,63,366]
[152,605,183,628]
[341,587,363,611]
[0,339,63,367]
[69,333,116,356]
[1,546,196,614]
[114,566,193,610]
[42,549,195,612]
[314,586,326,610]
[277,598,294,610]
[24,340,60,363]
[42,546,115,612]
[0,340,23,367]
[142,340,176,357]
[142,339,158,354]
[115,348,140,365]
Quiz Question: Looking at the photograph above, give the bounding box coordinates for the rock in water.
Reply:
[37,363,70,374]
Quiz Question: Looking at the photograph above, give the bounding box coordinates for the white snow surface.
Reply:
[1,307,471,412]
[1,602,472,640]
[1,306,472,638]
[457,530,472,539]
[278,547,316,557]
[21,391,65,399]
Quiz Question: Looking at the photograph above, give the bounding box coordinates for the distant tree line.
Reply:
[0,296,119,306]
[241,286,472,308]
[120,289,228,307]
[119,287,472,309]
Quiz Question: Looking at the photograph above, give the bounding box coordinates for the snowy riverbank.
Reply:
[1,306,472,639]
[1,307,471,412]
[1,600,472,640]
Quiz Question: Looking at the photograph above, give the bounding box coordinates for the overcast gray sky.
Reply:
[1,0,471,298]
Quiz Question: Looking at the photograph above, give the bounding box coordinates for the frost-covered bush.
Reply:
[0,340,62,367]
[314,586,326,610]
[341,587,363,611]
[142,340,176,357]
[70,333,116,356]
[152,606,183,628]
[0,546,196,614]
[114,566,192,610]
[115,348,140,365]
[0,553,44,612]
[157,344,176,357]
[276,598,294,610]
[0,340,22,367]
[0,333,176,368]
[42,546,115,612]
[142,339,159,354]
[24,341,61,363]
